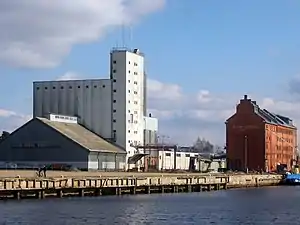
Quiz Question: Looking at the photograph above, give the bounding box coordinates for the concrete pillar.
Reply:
[79,189,84,197]
[207,184,211,191]
[37,190,45,199]
[57,190,63,198]
[145,186,151,194]
[173,186,178,193]
[161,186,165,193]
[116,188,122,195]
[223,183,228,190]
[14,191,20,200]
[130,187,136,195]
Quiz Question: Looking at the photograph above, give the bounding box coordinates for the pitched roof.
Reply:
[251,102,296,129]
[37,117,126,154]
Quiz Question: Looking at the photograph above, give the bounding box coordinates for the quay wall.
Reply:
[0,172,283,200]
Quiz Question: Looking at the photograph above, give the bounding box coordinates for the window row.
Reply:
[128,130,138,134]
[36,85,106,90]
[112,60,138,66]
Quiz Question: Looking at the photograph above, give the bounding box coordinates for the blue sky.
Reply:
[0,0,300,145]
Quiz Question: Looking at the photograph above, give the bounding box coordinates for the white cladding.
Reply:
[110,50,145,156]
[49,114,78,124]
[33,48,149,159]
[144,116,158,131]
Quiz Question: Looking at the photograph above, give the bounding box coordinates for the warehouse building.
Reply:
[33,48,158,168]
[0,114,126,170]
[226,95,297,172]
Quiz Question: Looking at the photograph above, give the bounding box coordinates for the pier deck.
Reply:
[0,171,282,200]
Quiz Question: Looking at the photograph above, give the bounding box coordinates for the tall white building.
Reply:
[33,48,158,164]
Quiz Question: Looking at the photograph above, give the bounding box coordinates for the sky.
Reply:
[0,0,300,146]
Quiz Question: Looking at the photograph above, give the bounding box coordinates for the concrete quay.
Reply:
[0,171,283,200]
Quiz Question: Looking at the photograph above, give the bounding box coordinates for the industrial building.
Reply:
[226,95,298,172]
[32,48,158,169]
[0,114,126,170]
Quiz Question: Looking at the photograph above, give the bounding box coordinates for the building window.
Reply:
[113,89,116,93]
[113,60,116,64]
[134,101,138,104]
[113,119,116,122]
[113,79,116,82]
[134,72,137,75]
[134,62,138,66]
[128,80,130,83]
[61,86,64,89]
[69,86,72,89]
[36,87,40,90]
[78,86,80,88]
[128,130,130,133]
[134,91,137,94]
[102,85,106,88]
[185,154,190,157]
[94,85,97,88]
[134,131,138,134]
[134,120,137,124]
[176,153,181,157]
[128,100,130,103]
[129,61,131,64]
[113,109,116,113]
[45,87,48,90]
[113,69,116,73]
[134,111,137,114]
[86,85,89,88]
[128,90,130,93]
[130,114,133,123]
[134,81,137,84]
[166,153,171,157]
[128,110,130,113]
[128,70,131,73]
[52,87,56,89]
[113,100,116,103]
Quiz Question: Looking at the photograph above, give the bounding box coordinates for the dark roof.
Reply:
[251,102,296,129]
[37,118,126,154]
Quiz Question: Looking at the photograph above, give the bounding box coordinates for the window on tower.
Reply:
[130,114,133,123]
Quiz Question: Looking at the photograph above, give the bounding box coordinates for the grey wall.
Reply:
[88,152,126,171]
[0,119,89,169]
[143,129,158,145]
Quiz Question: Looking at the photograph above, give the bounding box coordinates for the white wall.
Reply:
[144,116,158,131]
[110,49,145,157]
[158,151,199,170]
[33,79,112,139]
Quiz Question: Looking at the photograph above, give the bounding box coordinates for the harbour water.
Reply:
[0,186,299,225]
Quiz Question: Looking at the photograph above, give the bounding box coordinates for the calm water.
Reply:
[0,186,299,225]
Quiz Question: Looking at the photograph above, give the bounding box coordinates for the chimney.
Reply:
[149,113,152,117]
[244,95,248,100]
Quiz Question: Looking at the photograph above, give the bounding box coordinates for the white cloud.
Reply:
[0,0,165,68]
[0,109,31,133]
[147,79,300,146]
[57,72,81,81]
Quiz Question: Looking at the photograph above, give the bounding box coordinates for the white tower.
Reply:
[110,48,146,158]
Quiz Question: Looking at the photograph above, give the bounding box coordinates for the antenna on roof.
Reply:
[121,22,125,48]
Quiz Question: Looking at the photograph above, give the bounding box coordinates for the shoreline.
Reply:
[0,171,283,201]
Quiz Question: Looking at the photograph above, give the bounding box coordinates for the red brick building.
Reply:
[226,95,297,172]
